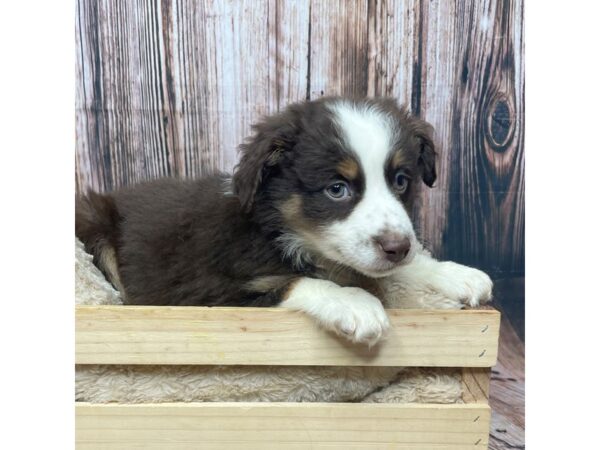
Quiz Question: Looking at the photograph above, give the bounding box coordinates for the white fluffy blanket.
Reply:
[75,238,462,404]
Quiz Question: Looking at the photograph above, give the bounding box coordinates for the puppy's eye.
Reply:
[393,171,410,193]
[325,182,352,201]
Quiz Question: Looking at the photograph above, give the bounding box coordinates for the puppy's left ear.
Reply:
[233,110,299,212]
[413,119,437,187]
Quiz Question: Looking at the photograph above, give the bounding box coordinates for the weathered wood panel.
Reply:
[308,1,370,97]
[75,0,309,192]
[75,0,525,277]
[308,0,418,105]
[417,0,525,272]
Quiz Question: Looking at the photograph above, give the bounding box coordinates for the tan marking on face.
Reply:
[278,194,317,238]
[279,194,304,222]
[337,158,359,180]
[392,150,409,169]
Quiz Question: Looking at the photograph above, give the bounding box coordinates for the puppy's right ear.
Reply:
[233,111,299,212]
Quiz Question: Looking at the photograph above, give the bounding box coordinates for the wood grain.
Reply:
[416,0,525,274]
[75,305,500,367]
[75,0,310,192]
[308,0,418,103]
[307,0,370,98]
[489,317,524,449]
[461,368,491,404]
[76,402,491,449]
[75,0,525,278]
[366,0,420,102]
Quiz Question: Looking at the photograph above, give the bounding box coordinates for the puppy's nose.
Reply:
[374,234,411,263]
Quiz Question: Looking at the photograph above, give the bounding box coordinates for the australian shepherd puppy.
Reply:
[76,97,492,346]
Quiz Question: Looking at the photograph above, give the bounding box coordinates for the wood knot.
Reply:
[484,94,515,153]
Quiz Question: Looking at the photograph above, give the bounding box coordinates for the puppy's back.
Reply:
[75,176,276,305]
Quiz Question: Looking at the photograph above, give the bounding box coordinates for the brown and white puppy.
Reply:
[76,97,492,346]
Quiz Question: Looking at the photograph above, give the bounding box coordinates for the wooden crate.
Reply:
[75,305,500,449]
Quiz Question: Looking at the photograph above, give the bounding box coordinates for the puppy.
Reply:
[76,96,492,346]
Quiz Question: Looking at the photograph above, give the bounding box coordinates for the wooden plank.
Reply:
[307,0,369,98]
[489,317,524,450]
[76,306,500,367]
[266,0,311,110]
[415,0,525,275]
[462,368,491,404]
[201,0,309,171]
[75,0,176,192]
[366,0,421,102]
[76,402,491,449]
[308,0,418,103]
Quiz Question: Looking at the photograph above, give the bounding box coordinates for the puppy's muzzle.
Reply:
[374,233,411,263]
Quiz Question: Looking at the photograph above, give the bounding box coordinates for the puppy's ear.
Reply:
[413,118,437,188]
[233,111,299,212]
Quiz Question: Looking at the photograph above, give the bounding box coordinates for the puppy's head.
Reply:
[233,97,436,278]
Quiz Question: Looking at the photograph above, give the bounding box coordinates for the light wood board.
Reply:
[76,306,500,367]
[76,402,491,449]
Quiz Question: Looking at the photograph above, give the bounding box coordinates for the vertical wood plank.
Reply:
[76,0,174,192]
[415,0,524,275]
[156,0,212,179]
[366,0,421,104]
[75,0,95,193]
[408,0,458,254]
[202,0,309,171]
[307,0,370,98]
[268,0,311,109]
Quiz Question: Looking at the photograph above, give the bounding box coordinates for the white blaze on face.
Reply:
[320,102,417,277]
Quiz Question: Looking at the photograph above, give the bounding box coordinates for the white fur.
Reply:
[280,277,390,346]
[316,101,417,277]
[275,231,313,270]
[381,245,493,309]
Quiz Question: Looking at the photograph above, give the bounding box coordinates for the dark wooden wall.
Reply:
[76,0,524,284]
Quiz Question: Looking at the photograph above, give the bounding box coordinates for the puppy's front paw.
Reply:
[321,287,390,346]
[432,262,493,307]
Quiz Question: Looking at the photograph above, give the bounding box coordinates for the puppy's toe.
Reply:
[335,316,357,336]
[466,271,494,307]
[353,312,389,346]
[328,290,390,346]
